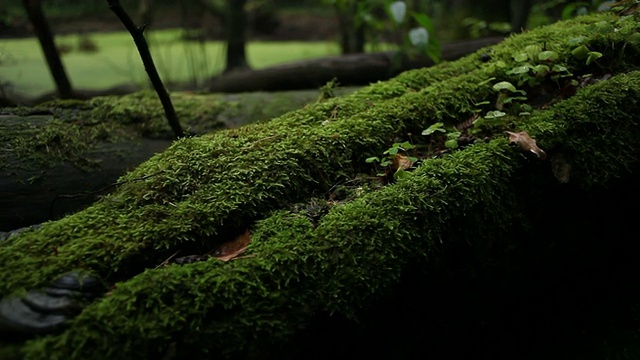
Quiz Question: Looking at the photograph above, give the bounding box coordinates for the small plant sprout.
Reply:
[492,81,527,110]
[571,45,603,65]
[422,122,462,150]
[485,110,507,119]
[366,141,418,178]
[421,122,446,135]
[507,45,572,87]
[444,131,462,149]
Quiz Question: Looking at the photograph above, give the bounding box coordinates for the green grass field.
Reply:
[0,29,341,98]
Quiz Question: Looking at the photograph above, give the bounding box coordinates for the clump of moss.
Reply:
[0,116,130,171]
[89,91,227,138]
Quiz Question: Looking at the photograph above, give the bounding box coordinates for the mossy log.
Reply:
[0,88,346,231]
[1,13,640,359]
[208,36,505,93]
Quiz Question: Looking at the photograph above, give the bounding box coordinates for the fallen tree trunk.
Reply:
[208,37,505,92]
[0,88,350,231]
[1,12,640,359]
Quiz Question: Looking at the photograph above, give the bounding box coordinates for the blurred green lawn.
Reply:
[0,29,341,98]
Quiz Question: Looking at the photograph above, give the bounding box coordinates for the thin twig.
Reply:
[155,250,181,269]
[106,0,185,138]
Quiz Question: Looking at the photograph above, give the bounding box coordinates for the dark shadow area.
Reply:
[270,168,640,360]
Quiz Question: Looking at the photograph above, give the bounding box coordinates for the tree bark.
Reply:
[0,127,171,231]
[209,36,504,93]
[223,0,249,73]
[510,0,533,32]
[21,0,74,99]
[335,1,365,54]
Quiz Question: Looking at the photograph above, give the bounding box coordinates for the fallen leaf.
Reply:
[392,154,415,171]
[505,131,547,160]
[213,229,251,262]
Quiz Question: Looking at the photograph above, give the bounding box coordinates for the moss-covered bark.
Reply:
[0,88,348,230]
[1,12,640,359]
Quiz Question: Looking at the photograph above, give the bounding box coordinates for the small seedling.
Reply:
[421,122,446,135]
[422,122,462,149]
[366,141,418,178]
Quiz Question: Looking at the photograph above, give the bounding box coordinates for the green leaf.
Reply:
[365,157,379,163]
[532,64,550,76]
[472,117,485,126]
[444,139,458,149]
[572,45,590,60]
[384,147,399,155]
[586,51,603,65]
[538,50,558,61]
[401,141,415,150]
[412,12,435,34]
[509,65,531,74]
[502,96,527,104]
[393,169,413,180]
[478,77,496,86]
[524,44,542,61]
[426,41,442,63]
[552,64,568,73]
[513,53,528,62]
[447,131,461,140]
[422,122,445,135]
[485,110,506,119]
[493,81,517,92]
[629,32,640,45]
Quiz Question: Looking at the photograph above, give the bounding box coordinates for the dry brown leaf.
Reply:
[392,154,415,171]
[505,131,547,160]
[213,229,251,262]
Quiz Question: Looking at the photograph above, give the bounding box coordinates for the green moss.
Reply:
[522,71,640,187]
[2,13,640,358]
[0,115,131,171]
[88,91,227,138]
[1,88,354,173]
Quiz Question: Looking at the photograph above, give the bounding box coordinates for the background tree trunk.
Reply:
[21,0,74,99]
[223,0,249,73]
[510,0,533,32]
[335,1,365,54]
